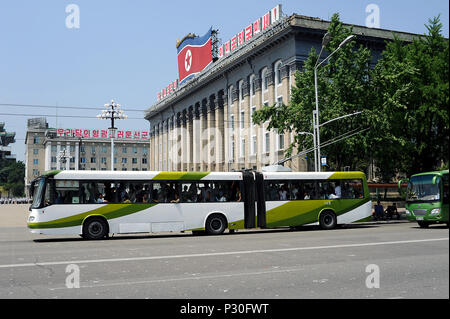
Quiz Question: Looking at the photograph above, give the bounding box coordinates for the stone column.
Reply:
[216,91,225,172]
[192,103,200,171]
[208,94,216,171]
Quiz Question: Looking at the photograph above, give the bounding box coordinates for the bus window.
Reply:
[442,174,449,204]
[55,180,80,204]
[341,179,364,199]
[264,181,290,201]
[150,182,179,203]
[179,181,239,203]
[318,181,342,199]
[80,182,109,203]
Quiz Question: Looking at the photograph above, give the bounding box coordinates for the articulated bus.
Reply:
[400,169,449,228]
[28,170,372,239]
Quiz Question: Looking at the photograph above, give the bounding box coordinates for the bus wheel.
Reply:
[319,211,337,230]
[83,217,109,240]
[205,214,227,235]
[417,221,429,228]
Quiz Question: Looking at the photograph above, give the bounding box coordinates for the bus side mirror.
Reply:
[432,176,439,185]
[398,179,408,197]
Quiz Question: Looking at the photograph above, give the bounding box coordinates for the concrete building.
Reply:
[0,122,16,162]
[24,118,150,196]
[145,13,418,173]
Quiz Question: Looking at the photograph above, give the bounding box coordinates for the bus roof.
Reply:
[262,171,366,180]
[44,170,243,181]
[410,169,449,177]
[43,170,367,181]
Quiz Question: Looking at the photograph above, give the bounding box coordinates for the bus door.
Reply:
[242,171,256,229]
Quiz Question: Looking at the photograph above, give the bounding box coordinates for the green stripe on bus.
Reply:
[265,198,371,228]
[27,203,156,229]
[153,172,210,180]
[328,172,365,179]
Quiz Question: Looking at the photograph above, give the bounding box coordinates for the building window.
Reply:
[33,169,39,176]
[132,146,138,154]
[33,149,39,155]
[81,157,86,163]
[51,156,57,163]
[132,158,138,164]
[101,157,107,164]
[240,111,245,130]
[275,60,282,86]
[265,132,270,153]
[114,157,117,164]
[142,147,148,155]
[142,158,147,164]
[70,145,75,152]
[240,138,245,158]
[91,146,96,153]
[231,115,235,132]
[90,157,96,163]
[249,75,255,96]
[261,68,268,91]
[101,146,107,153]
[80,146,85,153]
[252,135,257,155]
[231,140,235,160]
[278,134,284,150]
[33,159,39,165]
[277,96,283,106]
[122,147,127,153]
[122,158,127,164]
[33,136,39,144]
[51,145,57,152]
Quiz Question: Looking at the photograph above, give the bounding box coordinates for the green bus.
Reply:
[399,170,449,228]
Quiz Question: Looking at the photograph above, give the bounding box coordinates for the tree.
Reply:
[0,159,25,197]
[369,15,449,179]
[253,13,373,172]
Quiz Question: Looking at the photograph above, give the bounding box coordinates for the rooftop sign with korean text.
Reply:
[57,128,150,140]
[218,4,281,59]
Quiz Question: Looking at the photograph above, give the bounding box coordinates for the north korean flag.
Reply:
[177,28,213,85]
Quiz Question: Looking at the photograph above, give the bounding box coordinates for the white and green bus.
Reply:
[28,170,371,239]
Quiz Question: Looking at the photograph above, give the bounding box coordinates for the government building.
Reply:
[24,118,150,196]
[145,13,417,173]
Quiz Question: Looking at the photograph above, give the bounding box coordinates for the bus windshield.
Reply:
[31,177,46,208]
[406,174,441,202]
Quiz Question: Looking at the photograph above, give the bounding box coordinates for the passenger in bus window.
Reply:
[234,186,241,202]
[170,193,180,203]
[96,193,107,203]
[216,190,227,202]
[279,184,288,200]
[122,194,131,204]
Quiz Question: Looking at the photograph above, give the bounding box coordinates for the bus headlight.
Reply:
[28,216,35,222]
[405,210,411,216]
[430,208,440,215]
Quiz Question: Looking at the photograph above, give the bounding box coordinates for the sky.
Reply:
[0,0,448,162]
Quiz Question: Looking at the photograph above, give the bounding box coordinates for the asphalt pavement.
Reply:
[0,205,448,300]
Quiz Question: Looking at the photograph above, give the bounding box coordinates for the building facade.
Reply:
[145,13,418,173]
[24,118,150,196]
[0,122,16,162]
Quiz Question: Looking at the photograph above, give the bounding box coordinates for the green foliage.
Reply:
[253,13,449,181]
[370,14,449,179]
[0,159,25,197]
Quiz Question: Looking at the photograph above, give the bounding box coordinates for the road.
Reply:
[0,205,448,300]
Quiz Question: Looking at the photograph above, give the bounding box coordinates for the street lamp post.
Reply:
[97,100,127,171]
[314,33,355,172]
